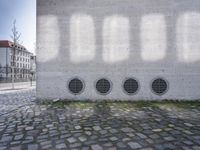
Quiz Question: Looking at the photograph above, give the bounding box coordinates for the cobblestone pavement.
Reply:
[0,88,35,115]
[0,90,200,150]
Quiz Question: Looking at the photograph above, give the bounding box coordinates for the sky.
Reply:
[0,0,36,54]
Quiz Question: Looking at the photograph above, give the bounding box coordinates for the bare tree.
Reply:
[10,20,21,89]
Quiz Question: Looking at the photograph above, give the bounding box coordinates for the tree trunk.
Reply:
[11,66,14,89]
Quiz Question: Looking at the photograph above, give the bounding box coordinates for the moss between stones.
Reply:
[41,100,200,110]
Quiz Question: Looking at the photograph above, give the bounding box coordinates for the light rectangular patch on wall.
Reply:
[37,15,59,62]
[70,14,96,63]
[176,12,200,63]
[140,14,166,61]
[103,15,130,63]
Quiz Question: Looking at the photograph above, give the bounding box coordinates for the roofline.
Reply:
[0,40,33,54]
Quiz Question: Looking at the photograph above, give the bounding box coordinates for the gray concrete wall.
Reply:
[37,0,200,100]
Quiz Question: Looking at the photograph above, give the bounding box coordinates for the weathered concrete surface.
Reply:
[37,0,200,100]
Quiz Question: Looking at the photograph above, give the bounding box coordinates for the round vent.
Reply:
[152,78,168,95]
[68,78,84,94]
[96,78,111,95]
[123,78,139,95]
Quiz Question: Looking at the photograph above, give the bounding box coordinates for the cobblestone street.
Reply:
[0,88,35,116]
[0,89,200,150]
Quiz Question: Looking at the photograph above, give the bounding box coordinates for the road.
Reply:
[0,81,36,90]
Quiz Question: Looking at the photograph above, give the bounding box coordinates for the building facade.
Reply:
[0,40,36,82]
[30,55,36,81]
[37,0,200,100]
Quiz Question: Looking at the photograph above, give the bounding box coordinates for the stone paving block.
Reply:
[85,131,92,135]
[183,130,194,135]
[140,148,154,150]
[127,133,135,137]
[0,147,7,150]
[84,140,96,145]
[107,147,117,150]
[81,147,90,150]
[60,134,71,139]
[103,142,113,147]
[163,143,176,149]
[128,142,142,149]
[136,133,147,139]
[10,146,22,150]
[41,144,52,149]
[164,136,175,141]
[116,142,127,148]
[91,144,103,150]
[25,126,34,131]
[69,142,82,148]
[182,146,192,150]
[78,136,87,142]
[99,130,107,135]
[122,138,131,142]
[22,140,33,144]
[0,136,13,142]
[109,136,118,141]
[25,136,34,140]
[145,138,154,144]
[121,127,134,133]
[183,140,194,145]
[90,135,98,140]
[67,137,77,143]
[109,129,118,134]
[149,134,160,139]
[75,126,81,130]
[93,126,101,131]
[28,144,38,150]
[14,135,23,140]
[193,146,200,150]
[152,129,162,132]
[40,140,51,146]
[56,143,67,149]
[184,123,193,127]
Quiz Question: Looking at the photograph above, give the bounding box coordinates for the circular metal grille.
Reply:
[96,78,111,95]
[152,78,168,95]
[123,78,139,95]
[68,78,84,94]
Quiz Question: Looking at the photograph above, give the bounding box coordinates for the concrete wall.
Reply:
[37,0,200,100]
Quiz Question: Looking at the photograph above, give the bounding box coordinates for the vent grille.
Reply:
[68,78,84,94]
[123,78,139,95]
[152,78,168,95]
[96,78,111,95]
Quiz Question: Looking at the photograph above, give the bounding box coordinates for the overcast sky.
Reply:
[0,0,36,54]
